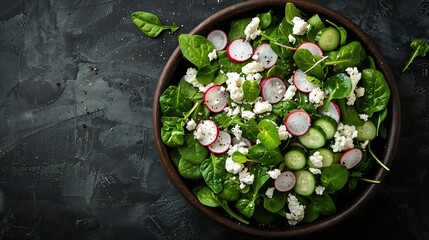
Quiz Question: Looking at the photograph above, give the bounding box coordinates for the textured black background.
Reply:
[0,0,428,239]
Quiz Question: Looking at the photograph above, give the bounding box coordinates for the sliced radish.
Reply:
[260,76,286,104]
[195,120,219,146]
[296,42,324,56]
[253,43,278,69]
[207,29,228,50]
[232,137,252,148]
[203,85,229,113]
[318,101,341,123]
[226,39,253,62]
[274,171,296,192]
[284,109,311,136]
[340,148,363,169]
[208,130,232,154]
[293,69,319,93]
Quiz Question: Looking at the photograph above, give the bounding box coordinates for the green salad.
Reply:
[158,3,391,226]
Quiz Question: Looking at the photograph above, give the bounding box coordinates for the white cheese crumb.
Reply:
[241,110,256,121]
[277,125,291,141]
[242,61,264,75]
[226,72,245,103]
[315,185,325,195]
[286,194,306,226]
[345,67,363,105]
[265,187,275,198]
[225,157,244,174]
[238,168,255,189]
[361,140,369,150]
[309,167,322,175]
[244,17,262,41]
[288,34,296,44]
[309,151,324,168]
[309,87,326,107]
[331,122,358,152]
[231,124,243,140]
[186,118,197,131]
[359,114,369,121]
[291,17,309,35]
[253,97,272,114]
[267,169,281,179]
[227,141,248,156]
[284,85,297,100]
[208,49,217,61]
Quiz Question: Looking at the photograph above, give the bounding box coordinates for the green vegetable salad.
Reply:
[158,3,391,226]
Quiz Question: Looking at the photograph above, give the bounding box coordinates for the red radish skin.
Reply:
[274,171,296,192]
[260,76,287,104]
[293,69,319,93]
[284,110,312,136]
[318,101,341,123]
[253,43,278,69]
[207,29,228,50]
[195,120,220,146]
[296,42,324,56]
[226,39,253,63]
[208,131,232,154]
[340,148,363,169]
[203,85,229,113]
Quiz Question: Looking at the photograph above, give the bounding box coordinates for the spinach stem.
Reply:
[221,201,249,224]
[304,55,329,74]
[183,101,200,120]
[368,142,390,171]
[360,178,381,184]
[260,33,297,50]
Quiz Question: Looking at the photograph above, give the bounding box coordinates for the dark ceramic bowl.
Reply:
[152,0,400,237]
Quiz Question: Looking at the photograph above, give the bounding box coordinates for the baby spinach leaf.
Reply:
[257,119,280,150]
[195,186,249,224]
[161,116,185,147]
[326,41,366,73]
[218,177,240,202]
[312,193,336,215]
[248,144,283,166]
[200,154,226,194]
[306,75,322,87]
[252,165,271,194]
[306,14,325,42]
[196,64,219,84]
[170,149,181,167]
[178,77,198,99]
[293,49,326,79]
[297,91,317,114]
[321,164,349,191]
[337,98,364,126]
[324,73,352,111]
[160,85,193,117]
[362,56,376,70]
[235,198,255,218]
[232,152,248,163]
[257,11,273,29]
[178,158,202,179]
[178,34,215,68]
[178,134,209,165]
[238,119,259,142]
[285,2,302,25]
[213,73,228,85]
[375,108,388,136]
[228,18,251,42]
[356,69,390,117]
[263,191,286,213]
[212,112,242,129]
[402,38,429,72]
[131,12,180,37]
[272,99,299,116]
[243,80,260,102]
[267,59,294,78]
[327,51,338,61]
[191,102,211,122]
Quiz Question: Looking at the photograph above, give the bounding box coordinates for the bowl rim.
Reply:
[152,0,401,237]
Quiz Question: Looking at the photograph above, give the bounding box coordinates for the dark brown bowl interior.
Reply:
[152,0,401,237]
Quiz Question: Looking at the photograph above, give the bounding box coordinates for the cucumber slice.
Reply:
[313,116,337,140]
[356,120,377,141]
[316,27,340,51]
[298,126,326,149]
[294,170,316,196]
[284,146,307,170]
[307,148,335,168]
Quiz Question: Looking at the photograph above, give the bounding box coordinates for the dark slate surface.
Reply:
[0,0,428,239]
